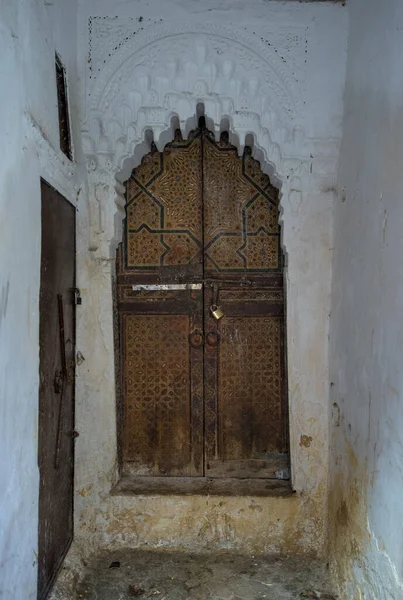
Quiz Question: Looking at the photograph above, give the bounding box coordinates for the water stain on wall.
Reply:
[328,439,371,593]
[300,435,313,448]
[0,279,10,332]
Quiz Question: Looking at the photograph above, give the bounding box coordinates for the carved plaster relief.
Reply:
[81,19,332,190]
[82,16,339,256]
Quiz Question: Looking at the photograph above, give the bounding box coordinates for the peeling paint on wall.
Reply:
[0,1,85,598]
[329,2,403,596]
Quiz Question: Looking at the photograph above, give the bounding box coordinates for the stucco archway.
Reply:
[80,23,314,253]
[74,21,337,559]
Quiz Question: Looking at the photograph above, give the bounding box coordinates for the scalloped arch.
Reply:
[83,21,308,186]
[88,22,302,116]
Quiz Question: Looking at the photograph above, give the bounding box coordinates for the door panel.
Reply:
[204,283,288,479]
[38,180,75,599]
[202,131,281,278]
[118,286,203,477]
[124,130,203,282]
[118,123,288,480]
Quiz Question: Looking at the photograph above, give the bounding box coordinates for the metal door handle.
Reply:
[189,330,204,348]
[206,331,220,347]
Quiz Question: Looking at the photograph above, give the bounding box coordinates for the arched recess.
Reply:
[79,23,324,495]
[81,23,310,255]
[115,119,289,481]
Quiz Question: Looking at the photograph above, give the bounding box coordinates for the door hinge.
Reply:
[74,287,82,305]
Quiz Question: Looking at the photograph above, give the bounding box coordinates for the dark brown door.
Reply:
[202,131,288,478]
[203,283,288,478]
[117,122,288,479]
[38,180,76,599]
[117,131,204,477]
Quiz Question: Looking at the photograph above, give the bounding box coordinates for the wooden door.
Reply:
[202,131,288,478]
[203,282,288,478]
[117,284,204,476]
[117,131,204,476]
[38,180,76,599]
[118,123,288,479]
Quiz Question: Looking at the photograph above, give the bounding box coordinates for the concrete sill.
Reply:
[111,476,294,497]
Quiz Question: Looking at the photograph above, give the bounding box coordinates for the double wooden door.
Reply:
[117,123,288,480]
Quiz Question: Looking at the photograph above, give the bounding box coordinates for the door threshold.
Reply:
[111,476,294,497]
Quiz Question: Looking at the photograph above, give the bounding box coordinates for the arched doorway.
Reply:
[116,120,289,480]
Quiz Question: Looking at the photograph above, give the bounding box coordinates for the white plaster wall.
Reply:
[71,0,348,562]
[329,0,403,597]
[0,1,84,598]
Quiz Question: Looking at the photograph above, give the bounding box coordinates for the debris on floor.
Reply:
[69,549,338,600]
[127,584,145,597]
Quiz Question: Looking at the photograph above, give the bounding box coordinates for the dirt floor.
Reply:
[65,549,337,600]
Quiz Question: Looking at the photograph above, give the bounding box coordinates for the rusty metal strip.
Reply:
[204,285,219,470]
[189,288,204,476]
[132,283,203,290]
[54,293,67,469]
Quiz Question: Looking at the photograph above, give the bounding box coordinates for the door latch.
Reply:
[210,304,224,320]
[74,287,82,305]
[210,284,225,320]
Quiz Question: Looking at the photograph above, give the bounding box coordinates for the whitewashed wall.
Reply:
[71,0,348,561]
[0,1,84,598]
[329,0,403,597]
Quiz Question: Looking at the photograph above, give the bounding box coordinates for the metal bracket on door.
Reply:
[54,294,68,470]
[210,283,225,320]
[132,284,203,290]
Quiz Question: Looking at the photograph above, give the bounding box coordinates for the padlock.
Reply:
[210,304,225,320]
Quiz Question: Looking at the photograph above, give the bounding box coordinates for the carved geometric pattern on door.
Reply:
[218,316,284,459]
[122,314,192,476]
[117,123,288,480]
[203,132,281,274]
[124,128,281,274]
[125,131,203,269]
